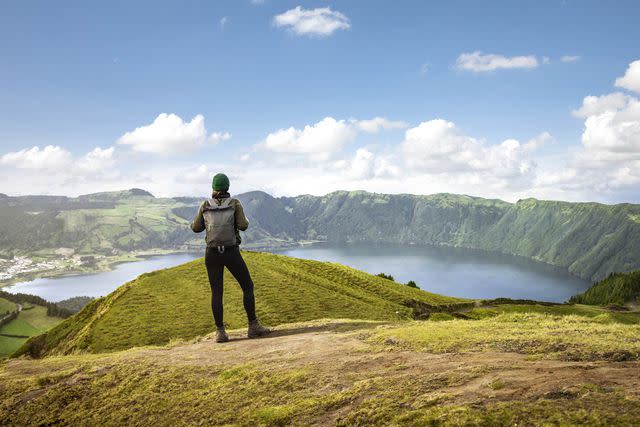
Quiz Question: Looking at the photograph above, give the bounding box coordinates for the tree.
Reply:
[376,273,394,281]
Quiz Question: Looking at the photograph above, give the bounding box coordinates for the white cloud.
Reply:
[258,117,406,161]
[455,51,539,72]
[260,117,355,161]
[0,145,119,196]
[219,16,228,29]
[536,67,640,198]
[353,117,408,133]
[578,96,640,164]
[523,132,554,151]
[250,0,264,4]
[77,147,116,172]
[331,148,400,181]
[401,119,537,188]
[571,92,629,118]
[615,59,640,93]
[117,113,229,154]
[209,131,232,144]
[560,55,580,63]
[273,6,350,37]
[0,145,72,170]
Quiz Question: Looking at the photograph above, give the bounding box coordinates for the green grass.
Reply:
[2,318,640,426]
[0,297,15,315]
[16,251,467,357]
[0,318,41,337]
[0,306,65,357]
[0,335,25,357]
[368,309,640,361]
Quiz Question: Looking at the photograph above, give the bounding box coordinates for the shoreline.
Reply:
[0,240,318,290]
[1,240,590,295]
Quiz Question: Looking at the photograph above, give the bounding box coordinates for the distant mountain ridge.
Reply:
[236,190,640,282]
[1,188,639,282]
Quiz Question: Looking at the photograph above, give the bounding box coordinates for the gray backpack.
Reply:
[203,198,237,247]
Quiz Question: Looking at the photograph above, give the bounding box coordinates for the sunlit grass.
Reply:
[16,251,466,356]
[368,310,640,361]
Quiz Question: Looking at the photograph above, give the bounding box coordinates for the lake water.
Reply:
[278,243,590,302]
[5,253,202,302]
[4,244,590,303]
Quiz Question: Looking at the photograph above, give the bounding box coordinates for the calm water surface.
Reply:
[5,253,202,302]
[278,243,590,302]
[5,244,590,303]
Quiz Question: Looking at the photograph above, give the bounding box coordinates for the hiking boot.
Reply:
[216,328,229,343]
[247,319,270,339]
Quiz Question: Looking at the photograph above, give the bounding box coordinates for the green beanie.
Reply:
[212,173,230,191]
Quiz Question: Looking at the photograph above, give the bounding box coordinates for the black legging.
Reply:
[204,246,257,328]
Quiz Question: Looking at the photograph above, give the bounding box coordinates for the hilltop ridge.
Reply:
[15,251,466,357]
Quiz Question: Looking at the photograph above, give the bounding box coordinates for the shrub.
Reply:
[376,273,394,281]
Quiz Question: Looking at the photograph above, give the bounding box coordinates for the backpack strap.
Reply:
[205,197,234,210]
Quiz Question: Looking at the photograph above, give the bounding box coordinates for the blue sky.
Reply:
[1,1,640,202]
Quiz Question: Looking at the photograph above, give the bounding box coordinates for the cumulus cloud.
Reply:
[0,145,118,195]
[615,59,640,93]
[0,145,72,170]
[77,147,116,172]
[401,119,538,190]
[273,6,350,37]
[209,131,232,144]
[571,92,630,118]
[260,117,355,161]
[352,117,408,133]
[117,113,229,154]
[537,61,640,198]
[577,96,640,165]
[258,116,406,161]
[455,51,539,72]
[560,55,580,63]
[523,132,554,151]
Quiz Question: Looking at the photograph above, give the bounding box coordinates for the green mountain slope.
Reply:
[570,270,640,306]
[272,191,640,281]
[16,251,466,357]
[2,189,639,282]
[0,304,65,357]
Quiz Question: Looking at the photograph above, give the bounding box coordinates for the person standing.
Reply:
[191,173,270,343]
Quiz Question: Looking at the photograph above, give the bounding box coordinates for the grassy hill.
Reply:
[571,270,640,306]
[0,297,15,315]
[3,254,640,424]
[16,251,467,357]
[0,304,65,357]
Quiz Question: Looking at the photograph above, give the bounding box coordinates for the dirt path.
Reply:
[149,321,640,406]
[4,319,639,414]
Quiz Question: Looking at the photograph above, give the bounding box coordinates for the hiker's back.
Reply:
[203,197,237,247]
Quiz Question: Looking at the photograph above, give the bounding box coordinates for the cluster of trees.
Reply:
[376,273,419,289]
[0,310,18,328]
[570,270,640,306]
[0,290,73,319]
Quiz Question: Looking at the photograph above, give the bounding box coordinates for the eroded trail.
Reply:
[2,320,640,426]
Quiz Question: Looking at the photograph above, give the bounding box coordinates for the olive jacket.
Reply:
[190,194,249,245]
